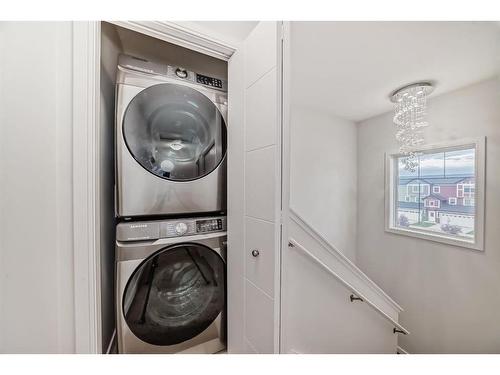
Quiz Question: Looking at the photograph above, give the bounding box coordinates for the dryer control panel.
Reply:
[196,218,224,233]
[117,55,228,92]
[116,216,227,241]
[196,73,223,89]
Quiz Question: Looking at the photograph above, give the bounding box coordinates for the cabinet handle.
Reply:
[251,249,260,257]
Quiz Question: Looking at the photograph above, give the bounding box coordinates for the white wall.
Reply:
[0,22,75,353]
[357,78,500,353]
[290,106,357,261]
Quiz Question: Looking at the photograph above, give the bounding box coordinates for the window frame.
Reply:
[433,186,441,194]
[462,183,475,197]
[464,197,475,206]
[424,199,440,208]
[410,184,420,194]
[385,137,486,251]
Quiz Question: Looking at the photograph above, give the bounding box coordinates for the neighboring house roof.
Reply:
[400,178,430,185]
[424,193,447,201]
[399,174,474,186]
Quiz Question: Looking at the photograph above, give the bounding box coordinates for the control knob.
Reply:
[175,222,188,235]
[175,67,188,79]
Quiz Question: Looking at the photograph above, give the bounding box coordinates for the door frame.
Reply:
[72,21,102,354]
[72,21,237,353]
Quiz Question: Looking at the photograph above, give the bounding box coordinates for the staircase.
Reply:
[280,209,409,354]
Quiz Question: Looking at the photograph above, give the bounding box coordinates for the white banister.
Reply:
[397,346,410,354]
[289,208,403,314]
[288,238,410,335]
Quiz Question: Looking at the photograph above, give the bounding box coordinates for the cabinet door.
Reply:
[227,21,282,354]
[244,279,275,354]
[245,216,275,298]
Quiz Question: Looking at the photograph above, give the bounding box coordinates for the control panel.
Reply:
[196,218,224,233]
[161,217,226,238]
[163,220,196,237]
[196,73,223,89]
[118,55,227,92]
[117,216,227,241]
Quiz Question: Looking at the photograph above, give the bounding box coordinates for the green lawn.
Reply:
[411,221,435,228]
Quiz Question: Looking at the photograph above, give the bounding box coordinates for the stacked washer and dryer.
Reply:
[114,55,228,354]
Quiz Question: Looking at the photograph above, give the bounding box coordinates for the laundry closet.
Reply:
[97,22,283,354]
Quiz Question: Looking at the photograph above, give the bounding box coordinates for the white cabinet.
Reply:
[227,21,282,354]
[245,217,276,297]
[244,280,276,354]
[245,146,276,222]
[245,68,278,151]
[244,22,278,88]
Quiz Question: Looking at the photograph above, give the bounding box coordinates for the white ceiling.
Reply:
[177,21,258,46]
[291,22,500,122]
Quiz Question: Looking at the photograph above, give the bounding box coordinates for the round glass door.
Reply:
[123,83,227,181]
[122,243,225,346]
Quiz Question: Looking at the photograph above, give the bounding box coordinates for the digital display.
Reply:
[196,73,223,89]
[196,219,223,233]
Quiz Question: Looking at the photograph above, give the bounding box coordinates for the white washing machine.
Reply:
[115,215,227,354]
[115,54,227,218]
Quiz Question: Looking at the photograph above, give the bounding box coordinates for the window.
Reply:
[464,198,475,206]
[385,138,485,250]
[407,183,430,196]
[463,184,475,197]
[425,199,440,208]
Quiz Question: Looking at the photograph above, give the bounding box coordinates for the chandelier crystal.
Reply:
[390,82,434,172]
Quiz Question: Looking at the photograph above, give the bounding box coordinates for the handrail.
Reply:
[397,346,410,354]
[289,208,404,313]
[288,238,410,335]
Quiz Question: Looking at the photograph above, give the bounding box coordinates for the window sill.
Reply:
[385,225,483,251]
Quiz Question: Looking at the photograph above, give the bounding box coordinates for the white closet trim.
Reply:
[109,21,237,61]
[72,21,102,354]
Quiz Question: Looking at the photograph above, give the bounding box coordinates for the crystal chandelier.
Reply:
[390,82,434,172]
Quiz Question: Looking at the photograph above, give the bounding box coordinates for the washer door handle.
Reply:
[251,249,260,257]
